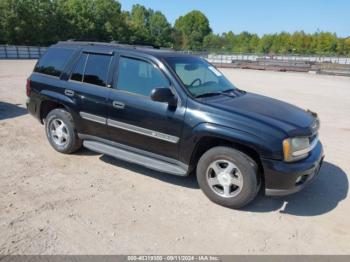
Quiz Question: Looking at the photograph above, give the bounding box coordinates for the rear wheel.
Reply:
[45,109,82,154]
[196,146,259,208]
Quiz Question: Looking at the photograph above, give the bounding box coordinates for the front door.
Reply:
[107,55,185,160]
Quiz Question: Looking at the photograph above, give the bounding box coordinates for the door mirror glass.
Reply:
[150,88,177,107]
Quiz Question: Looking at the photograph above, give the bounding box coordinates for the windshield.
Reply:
[164,56,236,97]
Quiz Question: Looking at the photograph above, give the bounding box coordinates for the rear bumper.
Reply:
[26,96,41,122]
[262,142,324,196]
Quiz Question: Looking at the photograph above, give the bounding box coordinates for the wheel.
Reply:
[45,108,82,154]
[196,146,259,209]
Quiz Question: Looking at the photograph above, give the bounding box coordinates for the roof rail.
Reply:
[110,41,157,49]
[57,40,174,51]
[58,40,118,47]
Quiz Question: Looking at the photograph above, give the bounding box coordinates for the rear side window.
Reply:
[34,48,74,77]
[84,54,111,86]
[70,53,111,87]
[116,56,169,96]
[71,53,87,82]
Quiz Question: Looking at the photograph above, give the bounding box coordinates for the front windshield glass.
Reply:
[164,56,235,97]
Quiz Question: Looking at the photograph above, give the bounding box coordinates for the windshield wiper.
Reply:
[196,89,238,98]
[196,92,224,98]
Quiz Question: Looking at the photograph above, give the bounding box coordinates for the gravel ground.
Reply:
[0,60,349,254]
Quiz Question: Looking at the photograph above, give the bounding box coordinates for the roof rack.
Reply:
[57,40,173,51]
[110,40,161,49]
[58,40,120,47]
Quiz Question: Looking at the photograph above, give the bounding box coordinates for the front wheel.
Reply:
[196,146,259,209]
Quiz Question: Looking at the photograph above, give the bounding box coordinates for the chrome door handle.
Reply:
[64,89,74,97]
[112,101,125,109]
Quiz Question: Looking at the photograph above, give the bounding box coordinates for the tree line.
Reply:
[1,0,349,56]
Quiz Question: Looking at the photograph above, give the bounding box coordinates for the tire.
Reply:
[45,108,82,154]
[196,146,259,209]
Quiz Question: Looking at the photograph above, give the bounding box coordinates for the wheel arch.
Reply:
[186,124,265,183]
[190,136,263,173]
[39,91,77,124]
[40,100,65,123]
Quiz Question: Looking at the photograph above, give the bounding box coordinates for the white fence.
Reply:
[0,45,47,59]
[205,54,350,65]
[1,44,349,66]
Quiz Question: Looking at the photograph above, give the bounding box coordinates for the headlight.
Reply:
[283,137,312,162]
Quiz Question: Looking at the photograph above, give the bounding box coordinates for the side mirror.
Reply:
[150,87,177,107]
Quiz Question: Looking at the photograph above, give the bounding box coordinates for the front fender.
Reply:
[179,122,280,164]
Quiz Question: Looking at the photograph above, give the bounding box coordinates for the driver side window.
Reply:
[116,56,170,96]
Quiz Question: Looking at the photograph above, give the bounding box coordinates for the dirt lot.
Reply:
[0,60,349,254]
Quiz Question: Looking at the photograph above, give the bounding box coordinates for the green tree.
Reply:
[127,4,151,43]
[149,11,172,47]
[337,38,350,56]
[315,32,338,55]
[232,32,260,53]
[127,4,172,46]
[290,31,313,54]
[57,0,128,42]
[0,0,59,45]
[258,34,275,54]
[221,31,235,52]
[249,34,260,53]
[174,10,211,50]
[203,33,224,51]
[0,0,349,56]
[270,32,292,54]
[344,38,350,56]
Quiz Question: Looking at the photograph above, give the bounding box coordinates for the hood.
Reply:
[203,92,315,135]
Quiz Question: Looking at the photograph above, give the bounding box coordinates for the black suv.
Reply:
[26,41,324,208]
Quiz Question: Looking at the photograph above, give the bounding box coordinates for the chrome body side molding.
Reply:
[107,119,179,144]
[79,112,107,125]
[79,111,180,143]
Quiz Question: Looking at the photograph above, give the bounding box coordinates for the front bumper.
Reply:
[262,142,324,196]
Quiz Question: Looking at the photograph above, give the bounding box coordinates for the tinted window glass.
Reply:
[70,53,87,82]
[117,57,169,96]
[83,54,111,87]
[34,48,74,77]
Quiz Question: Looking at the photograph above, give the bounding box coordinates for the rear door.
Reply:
[66,50,114,139]
[107,54,186,160]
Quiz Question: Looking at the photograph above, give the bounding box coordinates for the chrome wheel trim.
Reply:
[49,118,69,147]
[206,159,243,198]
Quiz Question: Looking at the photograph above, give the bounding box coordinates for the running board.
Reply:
[83,140,188,176]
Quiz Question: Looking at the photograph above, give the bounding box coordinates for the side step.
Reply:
[83,140,188,176]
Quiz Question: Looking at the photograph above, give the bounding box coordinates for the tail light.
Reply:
[26,78,31,96]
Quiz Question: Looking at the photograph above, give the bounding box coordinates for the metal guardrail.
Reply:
[187,52,350,76]
[186,52,350,65]
[1,44,350,76]
[1,45,350,65]
[0,45,47,59]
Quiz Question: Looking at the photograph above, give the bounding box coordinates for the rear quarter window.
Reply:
[34,48,74,77]
[69,53,112,87]
[83,54,111,87]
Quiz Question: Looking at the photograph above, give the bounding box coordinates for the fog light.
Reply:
[295,176,303,184]
[295,175,308,186]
